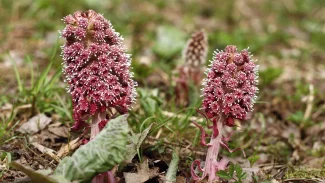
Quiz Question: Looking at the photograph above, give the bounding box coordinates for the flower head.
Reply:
[60,10,136,129]
[202,45,258,125]
[183,29,208,68]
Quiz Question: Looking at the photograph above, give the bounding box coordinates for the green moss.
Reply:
[285,168,325,179]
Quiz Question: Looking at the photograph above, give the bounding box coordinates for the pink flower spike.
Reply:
[191,45,258,182]
[202,45,258,122]
[61,10,137,128]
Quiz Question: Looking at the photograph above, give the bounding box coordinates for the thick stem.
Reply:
[90,112,106,140]
[203,115,225,183]
[90,112,116,183]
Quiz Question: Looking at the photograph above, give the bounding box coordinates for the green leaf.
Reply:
[10,55,24,93]
[248,155,260,167]
[287,111,305,124]
[216,170,231,180]
[54,114,129,183]
[10,162,70,183]
[33,61,53,95]
[240,172,247,179]
[260,181,272,183]
[153,25,186,58]
[229,163,235,177]
[125,124,153,162]
[235,164,243,179]
[259,67,283,87]
[165,150,179,182]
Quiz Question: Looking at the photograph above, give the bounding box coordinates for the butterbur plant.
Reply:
[60,10,136,182]
[191,45,258,182]
[181,29,208,85]
[176,30,208,106]
[61,10,136,138]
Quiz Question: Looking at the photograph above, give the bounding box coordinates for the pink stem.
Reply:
[90,112,106,140]
[211,118,219,138]
[203,116,225,183]
[191,114,246,182]
[90,112,116,183]
[191,115,226,182]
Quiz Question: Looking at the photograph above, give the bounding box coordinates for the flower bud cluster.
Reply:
[202,45,258,125]
[60,10,136,128]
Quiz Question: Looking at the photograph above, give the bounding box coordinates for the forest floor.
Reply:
[1,0,325,182]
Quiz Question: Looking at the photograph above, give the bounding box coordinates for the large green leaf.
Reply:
[165,150,179,182]
[10,162,71,183]
[54,114,129,183]
[153,26,186,58]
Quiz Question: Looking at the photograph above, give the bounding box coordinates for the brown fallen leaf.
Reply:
[175,176,186,183]
[57,137,82,158]
[31,142,60,162]
[124,159,159,183]
[302,156,325,169]
[48,122,69,138]
[29,122,69,148]
[17,114,51,134]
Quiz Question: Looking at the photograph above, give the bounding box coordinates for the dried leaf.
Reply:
[31,142,60,162]
[124,159,159,183]
[57,137,82,158]
[48,122,69,138]
[17,114,51,134]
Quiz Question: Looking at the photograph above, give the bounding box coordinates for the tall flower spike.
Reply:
[60,10,137,130]
[191,45,258,183]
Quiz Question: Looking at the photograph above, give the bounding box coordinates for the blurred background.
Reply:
[1,0,325,181]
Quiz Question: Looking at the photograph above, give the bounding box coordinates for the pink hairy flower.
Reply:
[191,45,258,183]
[202,45,258,126]
[60,10,137,130]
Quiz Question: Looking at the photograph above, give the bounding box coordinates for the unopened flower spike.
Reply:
[183,29,208,69]
[191,45,258,182]
[60,10,137,133]
[175,29,208,106]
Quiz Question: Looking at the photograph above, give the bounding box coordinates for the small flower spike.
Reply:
[60,10,137,130]
[175,30,208,106]
[183,29,208,69]
[181,29,208,85]
[191,45,258,183]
